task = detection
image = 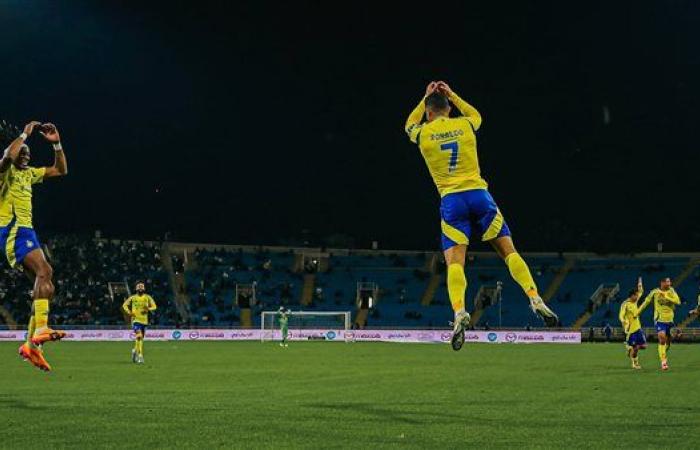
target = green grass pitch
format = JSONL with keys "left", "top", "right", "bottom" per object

{"left": 1, "top": 341, "right": 699, "bottom": 449}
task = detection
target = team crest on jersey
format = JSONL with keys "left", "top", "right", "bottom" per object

{"left": 26, "top": 241, "right": 33, "bottom": 248}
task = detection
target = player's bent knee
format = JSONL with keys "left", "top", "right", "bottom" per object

{"left": 444, "top": 244, "right": 467, "bottom": 266}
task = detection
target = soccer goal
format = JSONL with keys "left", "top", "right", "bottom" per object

{"left": 260, "top": 311, "right": 351, "bottom": 342}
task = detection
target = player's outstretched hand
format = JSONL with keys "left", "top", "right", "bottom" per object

{"left": 23, "top": 121, "right": 42, "bottom": 136}
{"left": 436, "top": 81, "right": 453, "bottom": 97}
{"left": 425, "top": 81, "right": 438, "bottom": 97}
{"left": 39, "top": 123, "right": 60, "bottom": 143}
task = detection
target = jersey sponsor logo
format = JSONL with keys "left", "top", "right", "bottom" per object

{"left": 430, "top": 129, "right": 464, "bottom": 141}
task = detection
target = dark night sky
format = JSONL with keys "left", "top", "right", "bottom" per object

{"left": 1, "top": 1, "right": 699, "bottom": 252}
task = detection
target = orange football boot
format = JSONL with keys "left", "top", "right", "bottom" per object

{"left": 18, "top": 343, "right": 32, "bottom": 361}
{"left": 31, "top": 328, "right": 66, "bottom": 346}
{"left": 18, "top": 343, "right": 51, "bottom": 372}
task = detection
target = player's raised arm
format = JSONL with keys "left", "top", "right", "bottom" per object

{"left": 0, "top": 121, "right": 41, "bottom": 173}
{"left": 404, "top": 82, "right": 437, "bottom": 143}
{"left": 436, "top": 81, "right": 482, "bottom": 131}
{"left": 634, "top": 277, "right": 644, "bottom": 300}
{"left": 638, "top": 290, "right": 654, "bottom": 314}
{"left": 39, "top": 123, "right": 67, "bottom": 178}
{"left": 690, "top": 295, "right": 700, "bottom": 315}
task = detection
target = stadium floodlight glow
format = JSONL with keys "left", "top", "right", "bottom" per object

{"left": 260, "top": 310, "right": 351, "bottom": 342}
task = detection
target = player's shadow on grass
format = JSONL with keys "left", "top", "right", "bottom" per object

{"left": 305, "top": 402, "right": 460, "bottom": 425}
{"left": 0, "top": 397, "right": 40, "bottom": 410}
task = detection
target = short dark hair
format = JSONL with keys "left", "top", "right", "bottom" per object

{"left": 135, "top": 280, "right": 145, "bottom": 287}
{"left": 425, "top": 92, "right": 449, "bottom": 111}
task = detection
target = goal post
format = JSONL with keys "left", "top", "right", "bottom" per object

{"left": 260, "top": 311, "right": 351, "bottom": 342}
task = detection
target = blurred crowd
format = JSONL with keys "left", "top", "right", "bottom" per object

{"left": 0, "top": 235, "right": 177, "bottom": 327}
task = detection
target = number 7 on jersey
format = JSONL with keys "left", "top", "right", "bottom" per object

{"left": 440, "top": 141, "right": 459, "bottom": 173}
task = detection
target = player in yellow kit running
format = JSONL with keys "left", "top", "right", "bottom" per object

{"left": 618, "top": 278, "right": 647, "bottom": 369}
{"left": 638, "top": 277, "right": 680, "bottom": 371}
{"left": 0, "top": 121, "right": 68, "bottom": 372}
{"left": 405, "top": 81, "right": 558, "bottom": 351}
{"left": 122, "top": 281, "right": 157, "bottom": 364}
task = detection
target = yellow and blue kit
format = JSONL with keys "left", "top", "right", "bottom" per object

{"left": 0, "top": 165, "right": 45, "bottom": 268}
{"left": 640, "top": 288, "right": 680, "bottom": 334}
{"left": 405, "top": 92, "right": 510, "bottom": 250}
{"left": 618, "top": 294, "right": 648, "bottom": 348}
{"left": 122, "top": 293, "right": 157, "bottom": 334}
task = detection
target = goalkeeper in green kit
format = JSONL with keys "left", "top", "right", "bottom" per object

{"left": 278, "top": 306, "right": 290, "bottom": 347}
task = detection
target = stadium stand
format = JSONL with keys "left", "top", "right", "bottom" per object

{"left": 1, "top": 236, "right": 699, "bottom": 330}
{"left": 0, "top": 235, "right": 177, "bottom": 328}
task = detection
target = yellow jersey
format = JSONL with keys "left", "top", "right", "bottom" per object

{"left": 0, "top": 165, "right": 46, "bottom": 228}
{"left": 122, "top": 294, "right": 157, "bottom": 325}
{"left": 640, "top": 288, "right": 680, "bottom": 323}
{"left": 405, "top": 93, "right": 487, "bottom": 197}
{"left": 618, "top": 295, "right": 647, "bottom": 335}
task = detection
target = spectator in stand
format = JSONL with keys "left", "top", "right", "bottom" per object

{"left": 603, "top": 323, "right": 613, "bottom": 342}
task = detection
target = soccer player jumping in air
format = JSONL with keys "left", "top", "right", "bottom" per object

{"left": 618, "top": 278, "right": 647, "bottom": 369}
{"left": 0, "top": 121, "right": 68, "bottom": 371}
{"left": 638, "top": 277, "right": 680, "bottom": 371}
{"left": 405, "top": 81, "right": 559, "bottom": 351}
{"left": 122, "top": 281, "right": 157, "bottom": 364}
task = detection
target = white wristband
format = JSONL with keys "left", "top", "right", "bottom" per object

{"left": 19, "top": 132, "right": 27, "bottom": 141}
{"left": 53, "top": 142, "right": 63, "bottom": 151}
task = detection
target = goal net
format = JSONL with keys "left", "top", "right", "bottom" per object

{"left": 260, "top": 311, "right": 351, "bottom": 342}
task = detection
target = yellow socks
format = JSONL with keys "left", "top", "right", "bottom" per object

{"left": 658, "top": 344, "right": 667, "bottom": 361}
{"left": 33, "top": 299, "right": 49, "bottom": 333}
{"left": 26, "top": 316, "right": 36, "bottom": 345}
{"left": 136, "top": 339, "right": 144, "bottom": 356}
{"left": 505, "top": 253, "right": 538, "bottom": 298}
{"left": 447, "top": 263, "right": 467, "bottom": 314}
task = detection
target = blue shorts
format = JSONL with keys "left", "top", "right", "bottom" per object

{"left": 0, "top": 218, "right": 41, "bottom": 268}
{"left": 626, "top": 329, "right": 647, "bottom": 348}
{"left": 133, "top": 322, "right": 147, "bottom": 336}
{"left": 655, "top": 322, "right": 673, "bottom": 335}
{"left": 440, "top": 189, "right": 511, "bottom": 250}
